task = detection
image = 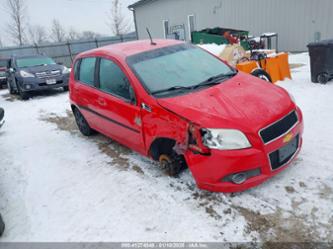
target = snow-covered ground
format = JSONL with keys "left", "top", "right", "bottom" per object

{"left": 0, "top": 52, "right": 332, "bottom": 242}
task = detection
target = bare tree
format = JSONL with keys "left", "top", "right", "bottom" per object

{"left": 29, "top": 25, "right": 47, "bottom": 45}
{"left": 50, "top": 19, "right": 66, "bottom": 42}
{"left": 5, "top": 0, "right": 27, "bottom": 46}
{"left": 107, "top": 0, "right": 130, "bottom": 36}
{"left": 68, "top": 27, "right": 80, "bottom": 41}
{"left": 80, "top": 31, "right": 100, "bottom": 40}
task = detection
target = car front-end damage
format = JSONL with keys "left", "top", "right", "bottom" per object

{"left": 180, "top": 106, "right": 304, "bottom": 193}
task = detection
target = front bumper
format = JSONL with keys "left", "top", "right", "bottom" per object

{"left": 17, "top": 74, "right": 69, "bottom": 92}
{"left": 185, "top": 108, "right": 304, "bottom": 193}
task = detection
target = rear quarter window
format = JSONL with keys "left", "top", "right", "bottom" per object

{"left": 79, "top": 57, "right": 96, "bottom": 86}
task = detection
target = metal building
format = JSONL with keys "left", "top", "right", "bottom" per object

{"left": 129, "top": 0, "right": 333, "bottom": 52}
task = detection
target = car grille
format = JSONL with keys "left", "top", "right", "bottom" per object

{"left": 35, "top": 70, "right": 61, "bottom": 79}
{"left": 260, "top": 111, "right": 298, "bottom": 144}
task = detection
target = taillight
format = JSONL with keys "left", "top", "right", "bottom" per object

{"left": 188, "top": 123, "right": 211, "bottom": 155}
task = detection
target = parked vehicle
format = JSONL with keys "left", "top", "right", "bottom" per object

{"left": 0, "top": 107, "right": 4, "bottom": 236}
{"left": 0, "top": 107, "right": 4, "bottom": 128}
{"left": 0, "top": 58, "right": 9, "bottom": 89}
{"left": 7, "top": 55, "right": 70, "bottom": 100}
{"left": 69, "top": 39, "right": 304, "bottom": 193}
{"left": 0, "top": 214, "right": 4, "bottom": 236}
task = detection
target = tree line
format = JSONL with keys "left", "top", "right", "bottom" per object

{"left": 0, "top": 0, "right": 132, "bottom": 48}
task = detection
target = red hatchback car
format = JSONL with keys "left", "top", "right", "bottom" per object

{"left": 69, "top": 39, "right": 304, "bottom": 192}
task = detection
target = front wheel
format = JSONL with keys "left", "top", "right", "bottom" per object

{"left": 251, "top": 69, "right": 272, "bottom": 83}
{"left": 73, "top": 108, "right": 95, "bottom": 136}
{"left": 63, "top": 86, "right": 69, "bottom": 92}
{"left": 18, "top": 89, "right": 29, "bottom": 100}
{"left": 159, "top": 154, "right": 186, "bottom": 177}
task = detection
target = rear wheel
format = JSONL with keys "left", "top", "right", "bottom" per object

{"left": 317, "top": 73, "right": 329, "bottom": 84}
{"left": 251, "top": 69, "right": 272, "bottom": 83}
{"left": 73, "top": 108, "right": 95, "bottom": 136}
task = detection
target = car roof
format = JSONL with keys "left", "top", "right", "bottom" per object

{"left": 78, "top": 39, "right": 185, "bottom": 59}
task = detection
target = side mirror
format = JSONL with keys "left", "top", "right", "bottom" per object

{"left": 57, "top": 62, "right": 64, "bottom": 66}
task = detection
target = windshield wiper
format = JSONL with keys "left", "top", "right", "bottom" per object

{"left": 192, "top": 71, "right": 238, "bottom": 90}
{"left": 152, "top": 86, "right": 193, "bottom": 95}
{"left": 151, "top": 71, "right": 238, "bottom": 95}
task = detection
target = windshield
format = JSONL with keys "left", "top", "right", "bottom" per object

{"left": 16, "top": 57, "right": 56, "bottom": 68}
{"left": 127, "top": 44, "right": 235, "bottom": 96}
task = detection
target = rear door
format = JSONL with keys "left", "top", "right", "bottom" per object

{"left": 94, "top": 57, "right": 145, "bottom": 154}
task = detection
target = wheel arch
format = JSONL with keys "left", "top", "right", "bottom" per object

{"left": 149, "top": 137, "right": 177, "bottom": 161}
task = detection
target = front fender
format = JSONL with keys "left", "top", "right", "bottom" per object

{"left": 142, "top": 104, "right": 189, "bottom": 156}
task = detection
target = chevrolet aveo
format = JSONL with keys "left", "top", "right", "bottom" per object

{"left": 69, "top": 39, "right": 304, "bottom": 192}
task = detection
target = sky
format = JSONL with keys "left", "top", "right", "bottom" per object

{"left": 0, "top": 0, "right": 137, "bottom": 46}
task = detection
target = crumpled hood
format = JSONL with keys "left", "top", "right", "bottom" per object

{"left": 157, "top": 73, "right": 295, "bottom": 132}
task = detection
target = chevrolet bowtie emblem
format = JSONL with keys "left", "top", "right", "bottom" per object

{"left": 283, "top": 133, "right": 294, "bottom": 143}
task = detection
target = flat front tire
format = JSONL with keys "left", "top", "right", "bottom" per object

{"left": 73, "top": 108, "right": 95, "bottom": 136}
{"left": 159, "top": 154, "right": 185, "bottom": 177}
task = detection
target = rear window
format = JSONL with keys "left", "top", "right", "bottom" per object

{"left": 16, "top": 57, "right": 56, "bottom": 68}
{"left": 79, "top": 58, "right": 96, "bottom": 86}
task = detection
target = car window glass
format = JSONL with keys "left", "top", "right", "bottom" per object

{"left": 16, "top": 57, "right": 56, "bottom": 68}
{"left": 79, "top": 58, "right": 96, "bottom": 86}
{"left": 99, "top": 58, "right": 131, "bottom": 100}
{"left": 127, "top": 44, "right": 232, "bottom": 94}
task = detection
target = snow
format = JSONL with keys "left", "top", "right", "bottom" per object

{"left": 0, "top": 51, "right": 333, "bottom": 242}
{"left": 198, "top": 44, "right": 226, "bottom": 56}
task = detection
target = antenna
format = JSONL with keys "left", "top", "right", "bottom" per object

{"left": 146, "top": 28, "right": 157, "bottom": 46}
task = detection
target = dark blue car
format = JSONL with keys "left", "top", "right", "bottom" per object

{"left": 7, "top": 55, "right": 70, "bottom": 100}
